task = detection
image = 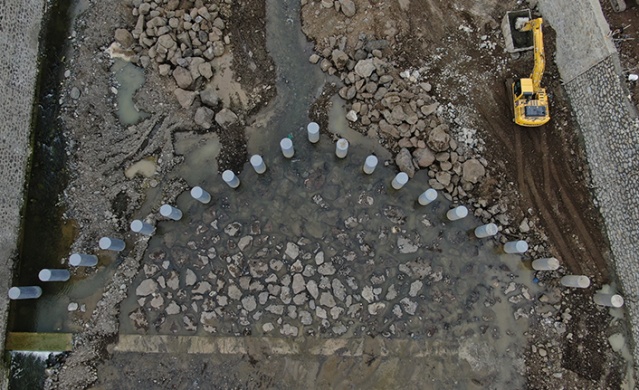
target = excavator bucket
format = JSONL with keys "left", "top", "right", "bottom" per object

{"left": 501, "top": 9, "right": 533, "bottom": 53}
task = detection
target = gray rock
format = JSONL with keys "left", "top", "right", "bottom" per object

{"left": 194, "top": 106, "right": 215, "bottom": 129}
{"left": 361, "top": 286, "right": 375, "bottom": 303}
{"left": 173, "top": 66, "right": 193, "bottom": 89}
{"left": 315, "top": 306, "right": 327, "bottom": 319}
{"left": 286, "top": 242, "right": 300, "bottom": 260}
{"left": 157, "top": 34, "right": 176, "bottom": 49}
{"left": 227, "top": 284, "right": 242, "bottom": 300}
{"left": 386, "top": 284, "right": 398, "bottom": 300}
{"left": 339, "top": 0, "right": 356, "bottom": 17}
{"left": 306, "top": 280, "right": 319, "bottom": 299}
{"left": 409, "top": 280, "right": 423, "bottom": 297}
{"left": 129, "top": 308, "right": 148, "bottom": 330}
{"left": 224, "top": 222, "right": 242, "bottom": 236}
{"left": 332, "top": 280, "right": 346, "bottom": 302}
{"left": 397, "top": 236, "right": 418, "bottom": 254}
{"left": 462, "top": 158, "right": 486, "bottom": 184}
{"left": 436, "top": 171, "right": 451, "bottom": 186}
{"left": 215, "top": 108, "right": 239, "bottom": 126}
{"left": 150, "top": 294, "right": 164, "bottom": 310}
{"left": 346, "top": 110, "right": 358, "bottom": 122}
{"left": 309, "top": 54, "right": 320, "bottom": 64}
{"left": 400, "top": 297, "right": 417, "bottom": 315}
{"left": 266, "top": 305, "right": 284, "bottom": 315}
{"left": 318, "top": 262, "right": 336, "bottom": 276}
{"left": 193, "top": 281, "right": 212, "bottom": 295}
{"left": 174, "top": 88, "right": 197, "bottom": 108}
{"left": 198, "top": 62, "right": 213, "bottom": 79}
{"left": 396, "top": 148, "right": 415, "bottom": 177}
{"left": 427, "top": 124, "right": 451, "bottom": 152}
{"left": 292, "top": 273, "right": 306, "bottom": 294}
{"left": 136, "top": 279, "right": 158, "bottom": 296}
{"left": 319, "top": 292, "right": 336, "bottom": 307}
{"left": 299, "top": 310, "right": 313, "bottom": 325}
{"left": 368, "top": 302, "right": 386, "bottom": 315}
{"left": 242, "top": 296, "right": 257, "bottom": 312}
{"left": 115, "top": 28, "right": 135, "bottom": 48}
{"left": 412, "top": 147, "right": 436, "bottom": 168}
{"left": 238, "top": 236, "right": 253, "bottom": 251}
{"left": 421, "top": 102, "right": 439, "bottom": 117}
{"left": 70, "top": 87, "right": 81, "bottom": 100}
{"left": 354, "top": 59, "right": 375, "bottom": 78}
{"left": 166, "top": 301, "right": 181, "bottom": 315}
{"left": 315, "top": 251, "right": 325, "bottom": 265}
{"left": 331, "top": 49, "right": 349, "bottom": 69}
{"left": 281, "top": 324, "right": 299, "bottom": 337}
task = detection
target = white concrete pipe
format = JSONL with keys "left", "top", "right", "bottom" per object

{"left": 418, "top": 189, "right": 438, "bottom": 206}
{"left": 280, "top": 138, "right": 294, "bottom": 158}
{"left": 222, "top": 170, "right": 240, "bottom": 188}
{"left": 160, "top": 204, "right": 183, "bottom": 220}
{"left": 250, "top": 155, "right": 267, "bottom": 174}
{"left": 531, "top": 257, "right": 560, "bottom": 271}
{"left": 8, "top": 286, "right": 42, "bottom": 300}
{"left": 447, "top": 206, "right": 468, "bottom": 221}
{"left": 474, "top": 223, "right": 498, "bottom": 238}
{"left": 391, "top": 172, "right": 409, "bottom": 189}
{"left": 560, "top": 275, "right": 591, "bottom": 288}
{"left": 335, "top": 138, "right": 349, "bottom": 158}
{"left": 99, "top": 237, "right": 126, "bottom": 251}
{"left": 307, "top": 122, "right": 320, "bottom": 143}
{"left": 190, "top": 186, "right": 211, "bottom": 204}
{"left": 503, "top": 240, "right": 528, "bottom": 254}
{"left": 38, "top": 269, "right": 71, "bottom": 282}
{"left": 363, "top": 155, "right": 378, "bottom": 175}
{"left": 69, "top": 253, "right": 98, "bottom": 267}
{"left": 593, "top": 293, "right": 624, "bottom": 308}
{"left": 130, "top": 219, "right": 155, "bottom": 235}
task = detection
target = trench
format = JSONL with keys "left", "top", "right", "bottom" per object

{"left": 7, "top": 0, "right": 90, "bottom": 388}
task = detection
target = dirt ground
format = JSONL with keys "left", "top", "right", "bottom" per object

{"left": 37, "top": 0, "right": 634, "bottom": 389}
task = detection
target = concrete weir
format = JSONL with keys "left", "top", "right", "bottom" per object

{"left": 0, "top": 0, "right": 47, "bottom": 384}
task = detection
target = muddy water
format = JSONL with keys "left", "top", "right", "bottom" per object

{"left": 117, "top": 4, "right": 536, "bottom": 389}
{"left": 111, "top": 59, "right": 149, "bottom": 125}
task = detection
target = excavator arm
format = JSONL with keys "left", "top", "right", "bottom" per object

{"left": 518, "top": 18, "right": 545, "bottom": 92}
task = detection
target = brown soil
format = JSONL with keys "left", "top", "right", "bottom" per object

{"left": 41, "top": 0, "right": 632, "bottom": 389}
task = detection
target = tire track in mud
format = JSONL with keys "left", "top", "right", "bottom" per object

{"left": 478, "top": 90, "right": 608, "bottom": 281}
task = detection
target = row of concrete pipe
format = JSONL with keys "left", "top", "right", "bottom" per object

{"left": 8, "top": 122, "right": 624, "bottom": 310}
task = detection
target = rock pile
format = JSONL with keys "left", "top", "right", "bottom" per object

{"left": 114, "top": 0, "right": 233, "bottom": 126}
{"left": 309, "top": 34, "right": 487, "bottom": 203}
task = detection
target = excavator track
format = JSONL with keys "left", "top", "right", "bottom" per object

{"left": 505, "top": 78, "right": 515, "bottom": 118}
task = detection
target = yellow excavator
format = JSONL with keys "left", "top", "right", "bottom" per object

{"left": 508, "top": 17, "right": 550, "bottom": 127}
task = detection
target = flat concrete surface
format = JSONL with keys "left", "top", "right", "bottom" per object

{"left": 538, "top": 0, "right": 617, "bottom": 82}
{"left": 0, "top": 0, "right": 47, "bottom": 386}
{"left": 5, "top": 332, "right": 73, "bottom": 352}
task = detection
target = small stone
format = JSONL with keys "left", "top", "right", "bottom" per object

{"left": 319, "top": 292, "right": 336, "bottom": 308}
{"left": 409, "top": 280, "right": 423, "bottom": 297}
{"left": 281, "top": 324, "right": 299, "bottom": 337}
{"left": 368, "top": 302, "right": 386, "bottom": 315}
{"left": 395, "top": 148, "right": 415, "bottom": 177}
{"left": 285, "top": 242, "right": 300, "bottom": 259}
{"left": 194, "top": 106, "right": 215, "bottom": 129}
{"left": 227, "top": 284, "right": 242, "bottom": 300}
{"left": 462, "top": 158, "right": 486, "bottom": 184}
{"left": 397, "top": 236, "right": 418, "bottom": 254}
{"left": 174, "top": 88, "right": 197, "bottom": 109}
{"left": 400, "top": 298, "right": 417, "bottom": 315}
{"left": 413, "top": 147, "right": 436, "bottom": 168}
{"left": 315, "top": 251, "right": 325, "bottom": 265}
{"left": 361, "top": 286, "right": 375, "bottom": 303}
{"left": 306, "top": 280, "right": 319, "bottom": 299}
{"left": 200, "top": 86, "right": 220, "bottom": 107}
{"left": 224, "top": 222, "right": 242, "bottom": 237}
{"left": 215, "top": 108, "right": 239, "bottom": 126}
{"left": 173, "top": 66, "right": 193, "bottom": 89}
{"left": 318, "top": 263, "right": 336, "bottom": 275}
{"left": 70, "top": 87, "right": 81, "bottom": 100}
{"left": 185, "top": 269, "right": 197, "bottom": 286}
{"left": 115, "top": 28, "right": 134, "bottom": 48}
{"left": 263, "top": 323, "right": 275, "bottom": 332}
{"left": 339, "top": 0, "right": 356, "bottom": 17}
{"left": 166, "top": 301, "right": 181, "bottom": 315}
{"left": 292, "top": 274, "right": 306, "bottom": 294}
{"left": 354, "top": 59, "right": 375, "bottom": 78}
{"left": 67, "top": 302, "right": 79, "bottom": 312}
{"left": 309, "top": 54, "right": 320, "bottom": 64}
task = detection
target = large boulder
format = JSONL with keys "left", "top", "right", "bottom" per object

{"left": 427, "top": 124, "right": 450, "bottom": 152}
{"left": 173, "top": 88, "right": 197, "bottom": 108}
{"left": 215, "top": 108, "right": 239, "bottom": 126}
{"left": 195, "top": 107, "right": 215, "bottom": 129}
{"left": 354, "top": 59, "right": 375, "bottom": 78}
{"left": 114, "top": 28, "right": 134, "bottom": 48}
{"left": 412, "top": 147, "right": 436, "bottom": 167}
{"left": 331, "top": 49, "right": 349, "bottom": 70}
{"left": 173, "top": 66, "right": 193, "bottom": 89}
{"left": 395, "top": 148, "right": 416, "bottom": 177}
{"left": 339, "top": 0, "right": 356, "bottom": 17}
{"left": 462, "top": 158, "right": 486, "bottom": 183}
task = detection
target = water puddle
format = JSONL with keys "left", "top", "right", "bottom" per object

{"left": 111, "top": 59, "right": 149, "bottom": 125}
{"left": 8, "top": 351, "right": 60, "bottom": 390}
{"left": 125, "top": 158, "right": 158, "bottom": 179}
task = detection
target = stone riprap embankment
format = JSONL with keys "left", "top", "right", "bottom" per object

{"left": 0, "top": 0, "right": 46, "bottom": 385}
{"left": 539, "top": 0, "right": 639, "bottom": 372}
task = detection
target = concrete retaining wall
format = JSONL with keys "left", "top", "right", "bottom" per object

{"left": 539, "top": 0, "right": 639, "bottom": 373}
{"left": 0, "top": 0, "right": 47, "bottom": 385}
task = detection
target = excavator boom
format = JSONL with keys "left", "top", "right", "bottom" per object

{"left": 519, "top": 18, "right": 545, "bottom": 92}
